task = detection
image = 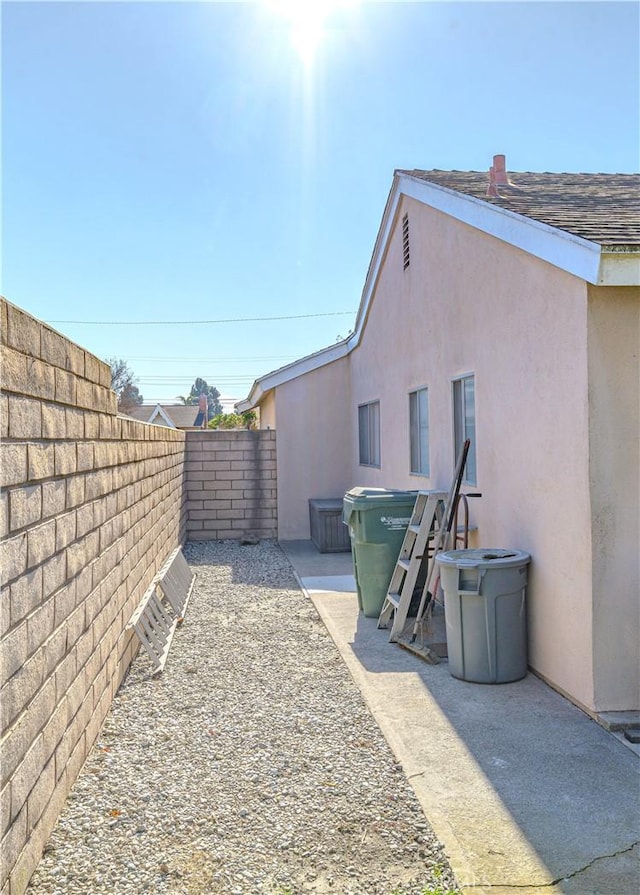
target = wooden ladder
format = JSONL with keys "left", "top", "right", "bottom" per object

{"left": 128, "top": 547, "right": 196, "bottom": 674}
{"left": 378, "top": 439, "right": 472, "bottom": 645}
{"left": 377, "top": 490, "right": 448, "bottom": 642}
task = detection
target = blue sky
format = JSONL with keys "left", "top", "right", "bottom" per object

{"left": 2, "top": 1, "right": 639, "bottom": 406}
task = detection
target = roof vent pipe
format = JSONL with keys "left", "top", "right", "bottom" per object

{"left": 493, "top": 154, "right": 508, "bottom": 184}
{"left": 487, "top": 166, "right": 498, "bottom": 197}
{"left": 487, "top": 153, "right": 508, "bottom": 196}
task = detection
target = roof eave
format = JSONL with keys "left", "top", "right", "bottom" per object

{"left": 397, "top": 171, "right": 606, "bottom": 282}
{"left": 150, "top": 404, "right": 177, "bottom": 428}
{"left": 236, "top": 386, "right": 266, "bottom": 414}
{"left": 236, "top": 337, "right": 354, "bottom": 411}
{"left": 598, "top": 248, "right": 640, "bottom": 285}
{"left": 237, "top": 171, "right": 639, "bottom": 409}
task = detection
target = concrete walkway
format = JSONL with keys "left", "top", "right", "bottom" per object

{"left": 281, "top": 540, "right": 640, "bottom": 895}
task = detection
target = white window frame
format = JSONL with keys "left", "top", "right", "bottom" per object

{"left": 452, "top": 374, "right": 477, "bottom": 485}
{"left": 358, "top": 400, "right": 380, "bottom": 467}
{"left": 409, "top": 387, "right": 430, "bottom": 476}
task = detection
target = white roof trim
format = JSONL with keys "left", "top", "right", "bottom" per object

{"left": 236, "top": 339, "right": 352, "bottom": 412}
{"left": 237, "top": 171, "right": 637, "bottom": 410}
{"left": 397, "top": 173, "right": 604, "bottom": 282}
{"left": 148, "top": 404, "right": 177, "bottom": 428}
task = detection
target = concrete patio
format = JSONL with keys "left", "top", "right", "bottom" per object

{"left": 281, "top": 540, "right": 640, "bottom": 895}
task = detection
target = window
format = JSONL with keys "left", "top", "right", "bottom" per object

{"left": 402, "top": 213, "right": 410, "bottom": 269}
{"left": 358, "top": 401, "right": 380, "bottom": 467}
{"left": 409, "top": 388, "right": 429, "bottom": 475}
{"left": 453, "top": 375, "right": 477, "bottom": 484}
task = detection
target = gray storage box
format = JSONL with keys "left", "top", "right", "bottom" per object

{"left": 436, "top": 548, "right": 531, "bottom": 683}
{"left": 309, "top": 499, "right": 351, "bottom": 553}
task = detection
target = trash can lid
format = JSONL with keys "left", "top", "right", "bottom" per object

{"left": 343, "top": 487, "right": 418, "bottom": 503}
{"left": 344, "top": 487, "right": 389, "bottom": 499}
{"left": 436, "top": 548, "right": 531, "bottom": 569}
{"left": 309, "top": 498, "right": 344, "bottom": 509}
{"left": 343, "top": 488, "right": 418, "bottom": 524}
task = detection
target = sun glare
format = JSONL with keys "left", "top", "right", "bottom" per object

{"left": 266, "top": 0, "right": 357, "bottom": 66}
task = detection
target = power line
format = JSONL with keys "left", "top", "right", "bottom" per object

{"left": 138, "top": 378, "right": 255, "bottom": 384}
{"left": 122, "top": 355, "right": 297, "bottom": 362}
{"left": 47, "top": 311, "right": 355, "bottom": 325}
{"left": 138, "top": 375, "right": 256, "bottom": 380}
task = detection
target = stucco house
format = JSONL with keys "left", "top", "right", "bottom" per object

{"left": 237, "top": 156, "right": 640, "bottom": 719}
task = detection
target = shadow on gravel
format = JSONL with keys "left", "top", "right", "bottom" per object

{"left": 184, "top": 538, "right": 300, "bottom": 590}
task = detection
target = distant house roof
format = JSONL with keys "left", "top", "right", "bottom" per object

{"left": 124, "top": 404, "right": 201, "bottom": 428}
{"left": 123, "top": 405, "right": 154, "bottom": 422}
{"left": 237, "top": 162, "right": 640, "bottom": 413}
{"left": 399, "top": 170, "right": 640, "bottom": 247}
{"left": 166, "top": 405, "right": 202, "bottom": 428}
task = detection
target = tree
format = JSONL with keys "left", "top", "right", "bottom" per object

{"left": 108, "top": 358, "right": 144, "bottom": 413}
{"left": 183, "top": 378, "right": 222, "bottom": 418}
{"left": 208, "top": 411, "right": 257, "bottom": 430}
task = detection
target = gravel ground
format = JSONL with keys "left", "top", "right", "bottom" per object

{"left": 28, "top": 540, "right": 460, "bottom": 895}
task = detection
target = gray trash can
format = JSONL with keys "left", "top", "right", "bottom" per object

{"left": 436, "top": 548, "right": 531, "bottom": 683}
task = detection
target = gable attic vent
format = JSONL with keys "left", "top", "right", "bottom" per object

{"left": 402, "top": 212, "right": 410, "bottom": 269}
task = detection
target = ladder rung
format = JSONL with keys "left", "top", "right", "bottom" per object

{"left": 128, "top": 547, "right": 196, "bottom": 673}
{"left": 378, "top": 490, "right": 449, "bottom": 640}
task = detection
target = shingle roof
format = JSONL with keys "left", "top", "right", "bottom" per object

{"left": 161, "top": 405, "right": 200, "bottom": 428}
{"left": 123, "top": 406, "right": 154, "bottom": 422}
{"left": 398, "top": 170, "right": 640, "bottom": 247}
{"left": 123, "top": 404, "right": 200, "bottom": 427}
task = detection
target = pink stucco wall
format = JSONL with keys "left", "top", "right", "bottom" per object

{"left": 348, "top": 197, "right": 596, "bottom": 710}
{"left": 273, "top": 356, "right": 352, "bottom": 540}
{"left": 587, "top": 286, "right": 640, "bottom": 712}
{"left": 260, "top": 196, "right": 639, "bottom": 714}
{"left": 258, "top": 391, "right": 276, "bottom": 430}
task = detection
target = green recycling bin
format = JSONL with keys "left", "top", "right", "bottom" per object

{"left": 342, "top": 487, "right": 418, "bottom": 618}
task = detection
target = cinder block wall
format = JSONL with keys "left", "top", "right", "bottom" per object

{"left": 0, "top": 299, "right": 187, "bottom": 895}
{"left": 185, "top": 430, "right": 277, "bottom": 540}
